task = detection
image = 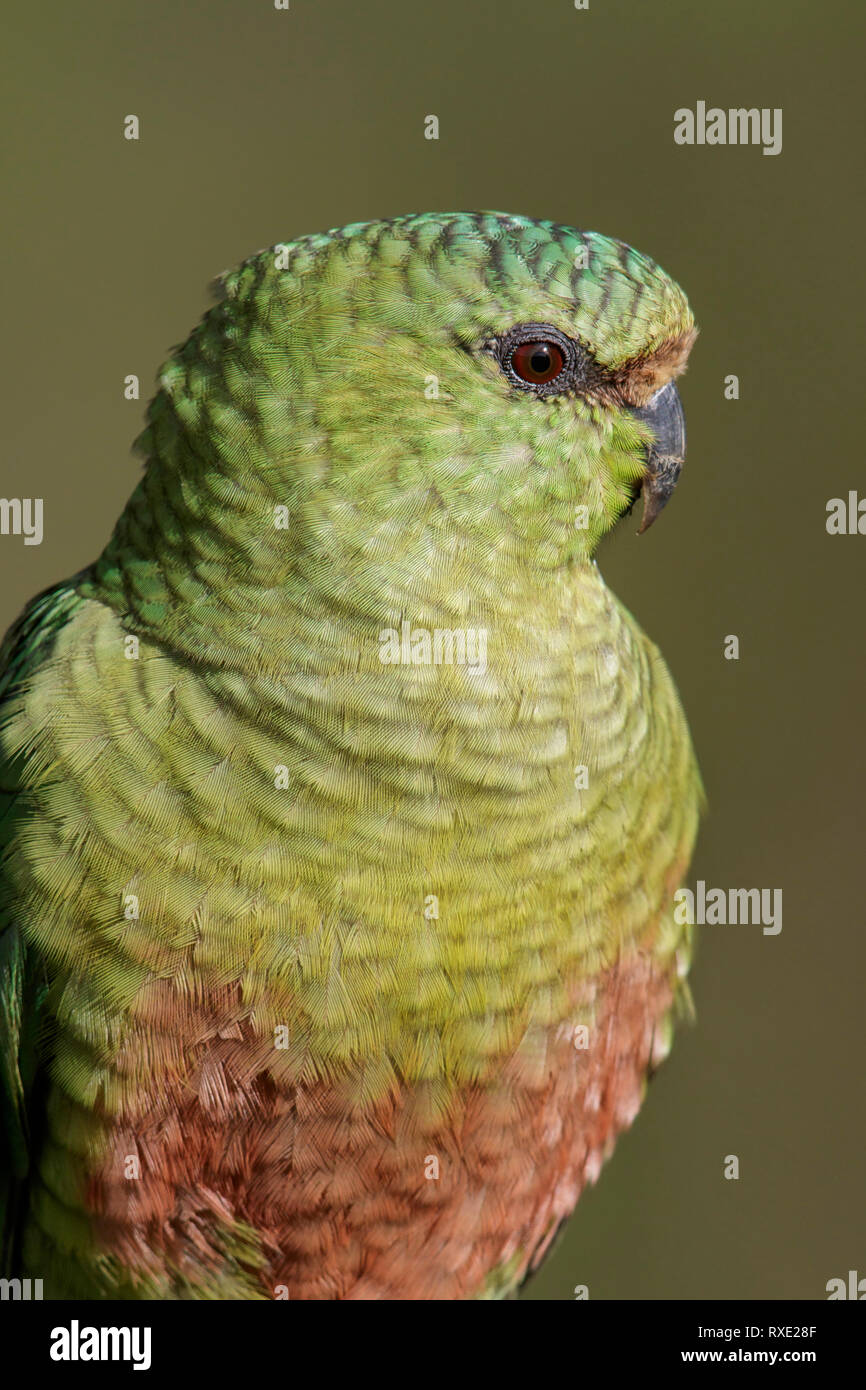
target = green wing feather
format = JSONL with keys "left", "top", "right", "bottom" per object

{"left": 0, "top": 576, "right": 88, "bottom": 1272}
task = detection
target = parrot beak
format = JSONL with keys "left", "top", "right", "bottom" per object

{"left": 631, "top": 381, "right": 686, "bottom": 534}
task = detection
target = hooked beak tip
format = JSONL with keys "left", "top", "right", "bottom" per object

{"left": 631, "top": 381, "right": 687, "bottom": 535}
{"left": 638, "top": 456, "right": 684, "bottom": 534}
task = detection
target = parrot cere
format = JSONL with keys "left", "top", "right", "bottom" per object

{"left": 0, "top": 211, "right": 701, "bottom": 1300}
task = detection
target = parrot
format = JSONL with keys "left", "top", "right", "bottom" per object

{"left": 0, "top": 211, "right": 702, "bottom": 1300}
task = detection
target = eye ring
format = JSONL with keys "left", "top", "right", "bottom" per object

{"left": 495, "top": 323, "right": 579, "bottom": 396}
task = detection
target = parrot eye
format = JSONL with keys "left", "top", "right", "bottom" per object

{"left": 492, "top": 323, "right": 579, "bottom": 396}
{"left": 510, "top": 341, "right": 565, "bottom": 385}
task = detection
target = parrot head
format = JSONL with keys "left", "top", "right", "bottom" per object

{"left": 105, "top": 212, "right": 696, "bottom": 624}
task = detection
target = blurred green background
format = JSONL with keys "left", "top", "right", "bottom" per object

{"left": 3, "top": 0, "right": 863, "bottom": 1300}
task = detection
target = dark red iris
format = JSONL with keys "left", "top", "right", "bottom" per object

{"left": 510, "top": 340, "right": 565, "bottom": 385}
